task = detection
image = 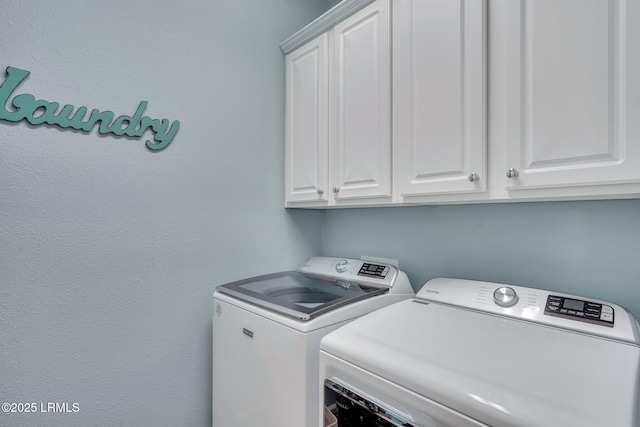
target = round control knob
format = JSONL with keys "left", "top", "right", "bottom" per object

{"left": 493, "top": 286, "right": 518, "bottom": 307}
{"left": 335, "top": 259, "right": 349, "bottom": 273}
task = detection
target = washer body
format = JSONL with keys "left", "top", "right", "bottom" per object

{"left": 212, "top": 256, "right": 413, "bottom": 427}
{"left": 320, "top": 278, "right": 640, "bottom": 427}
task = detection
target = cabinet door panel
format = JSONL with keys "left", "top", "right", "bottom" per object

{"left": 505, "top": 0, "right": 640, "bottom": 189}
{"left": 332, "top": 0, "right": 391, "bottom": 200}
{"left": 396, "top": 0, "right": 486, "bottom": 196}
{"left": 285, "top": 34, "right": 328, "bottom": 203}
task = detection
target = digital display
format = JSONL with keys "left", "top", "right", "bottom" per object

{"left": 358, "top": 263, "right": 388, "bottom": 279}
{"left": 563, "top": 298, "right": 585, "bottom": 311}
{"left": 358, "top": 262, "right": 389, "bottom": 279}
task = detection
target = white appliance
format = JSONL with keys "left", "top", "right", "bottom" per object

{"left": 212, "top": 256, "right": 414, "bottom": 427}
{"left": 320, "top": 278, "right": 640, "bottom": 427}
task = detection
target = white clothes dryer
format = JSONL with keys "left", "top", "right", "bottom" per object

{"left": 320, "top": 278, "right": 640, "bottom": 427}
{"left": 212, "top": 256, "right": 413, "bottom": 427}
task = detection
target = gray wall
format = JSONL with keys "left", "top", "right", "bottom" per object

{"left": 2, "top": 1, "right": 640, "bottom": 427}
{"left": 0, "top": 1, "right": 330, "bottom": 426}
{"left": 323, "top": 200, "right": 640, "bottom": 319}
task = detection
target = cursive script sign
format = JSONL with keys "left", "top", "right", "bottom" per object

{"left": 0, "top": 66, "right": 179, "bottom": 151}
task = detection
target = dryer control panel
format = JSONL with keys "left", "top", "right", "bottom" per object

{"left": 416, "top": 278, "right": 640, "bottom": 345}
{"left": 545, "top": 295, "right": 614, "bottom": 327}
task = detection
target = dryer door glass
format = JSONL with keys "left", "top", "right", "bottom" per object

{"left": 216, "top": 272, "right": 387, "bottom": 320}
{"left": 324, "top": 379, "right": 422, "bottom": 427}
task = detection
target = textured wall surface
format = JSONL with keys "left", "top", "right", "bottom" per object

{"left": 3, "top": 1, "right": 640, "bottom": 426}
{"left": 323, "top": 201, "right": 640, "bottom": 319}
{"left": 0, "top": 1, "right": 328, "bottom": 425}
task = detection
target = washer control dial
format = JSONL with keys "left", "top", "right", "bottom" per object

{"left": 335, "top": 259, "right": 349, "bottom": 273}
{"left": 493, "top": 286, "right": 518, "bottom": 307}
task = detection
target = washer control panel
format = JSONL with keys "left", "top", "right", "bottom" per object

{"left": 545, "top": 295, "right": 614, "bottom": 327}
{"left": 357, "top": 263, "right": 390, "bottom": 279}
{"left": 298, "top": 257, "right": 399, "bottom": 288}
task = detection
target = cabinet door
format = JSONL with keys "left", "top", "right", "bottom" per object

{"left": 504, "top": 0, "right": 640, "bottom": 190}
{"left": 396, "top": 0, "right": 486, "bottom": 197}
{"left": 331, "top": 0, "right": 391, "bottom": 201}
{"left": 284, "top": 34, "right": 328, "bottom": 204}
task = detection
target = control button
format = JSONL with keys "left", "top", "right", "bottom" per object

{"left": 560, "top": 309, "right": 568, "bottom": 314}
{"left": 600, "top": 312, "right": 614, "bottom": 322}
{"left": 568, "top": 310, "right": 576, "bottom": 315}
{"left": 547, "top": 306, "right": 559, "bottom": 311}
{"left": 335, "top": 259, "right": 349, "bottom": 273}
{"left": 576, "top": 312, "right": 584, "bottom": 317}
{"left": 601, "top": 305, "right": 613, "bottom": 314}
{"left": 493, "top": 287, "right": 519, "bottom": 307}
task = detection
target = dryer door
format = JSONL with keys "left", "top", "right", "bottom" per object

{"left": 320, "top": 351, "right": 489, "bottom": 427}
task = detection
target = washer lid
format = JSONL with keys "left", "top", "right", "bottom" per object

{"left": 320, "top": 297, "right": 640, "bottom": 427}
{"left": 216, "top": 271, "right": 387, "bottom": 321}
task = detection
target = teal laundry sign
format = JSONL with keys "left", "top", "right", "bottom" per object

{"left": 0, "top": 66, "right": 179, "bottom": 151}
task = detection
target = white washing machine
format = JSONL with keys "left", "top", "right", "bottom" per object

{"left": 320, "top": 277, "right": 640, "bottom": 427}
{"left": 212, "top": 256, "right": 414, "bottom": 427}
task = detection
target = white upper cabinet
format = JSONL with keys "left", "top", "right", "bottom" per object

{"left": 331, "top": 0, "right": 391, "bottom": 201}
{"left": 284, "top": 34, "right": 329, "bottom": 204}
{"left": 283, "top": 0, "right": 391, "bottom": 207}
{"left": 395, "top": 0, "right": 486, "bottom": 198}
{"left": 503, "top": 0, "right": 640, "bottom": 191}
{"left": 283, "top": 0, "right": 640, "bottom": 207}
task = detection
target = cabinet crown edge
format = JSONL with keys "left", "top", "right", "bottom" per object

{"left": 280, "top": 0, "right": 376, "bottom": 54}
